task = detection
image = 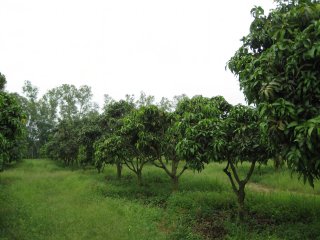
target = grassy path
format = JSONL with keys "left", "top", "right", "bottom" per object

{"left": 0, "top": 159, "right": 166, "bottom": 240}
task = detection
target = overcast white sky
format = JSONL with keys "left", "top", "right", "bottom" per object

{"left": 0, "top": 0, "right": 276, "bottom": 107}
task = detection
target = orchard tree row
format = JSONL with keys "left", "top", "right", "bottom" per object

{"left": 45, "top": 91, "right": 269, "bottom": 221}
{"left": 1, "top": 75, "right": 269, "bottom": 220}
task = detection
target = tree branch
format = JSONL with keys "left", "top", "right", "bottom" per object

{"left": 159, "top": 157, "right": 173, "bottom": 177}
{"left": 177, "top": 164, "right": 188, "bottom": 178}
{"left": 124, "top": 161, "right": 136, "bottom": 173}
{"left": 138, "top": 158, "right": 150, "bottom": 172}
{"left": 223, "top": 161, "right": 238, "bottom": 194}
{"left": 153, "top": 161, "right": 164, "bottom": 169}
{"left": 244, "top": 160, "right": 256, "bottom": 184}
{"left": 229, "top": 160, "right": 241, "bottom": 185}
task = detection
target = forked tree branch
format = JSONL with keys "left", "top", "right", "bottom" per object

{"left": 223, "top": 161, "right": 239, "bottom": 194}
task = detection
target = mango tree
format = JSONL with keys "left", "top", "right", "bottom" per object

{"left": 77, "top": 114, "right": 102, "bottom": 168}
{"left": 94, "top": 134, "right": 133, "bottom": 177}
{"left": 94, "top": 99, "right": 135, "bottom": 176}
{"left": 154, "top": 96, "right": 229, "bottom": 191}
{"left": 120, "top": 105, "right": 169, "bottom": 185}
{"left": 0, "top": 73, "right": 26, "bottom": 170}
{"left": 227, "top": 0, "right": 320, "bottom": 185}
{"left": 214, "top": 105, "right": 270, "bottom": 221}
{"left": 154, "top": 113, "right": 187, "bottom": 191}
{"left": 176, "top": 96, "right": 232, "bottom": 171}
{"left": 46, "top": 119, "right": 80, "bottom": 166}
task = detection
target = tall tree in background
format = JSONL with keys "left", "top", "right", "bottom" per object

{"left": 20, "top": 82, "right": 98, "bottom": 159}
{"left": 37, "top": 89, "right": 60, "bottom": 156}
{"left": 228, "top": 0, "right": 320, "bottom": 185}
{"left": 46, "top": 119, "right": 80, "bottom": 166}
{"left": 0, "top": 73, "right": 6, "bottom": 90}
{"left": 22, "top": 80, "right": 39, "bottom": 158}
{"left": 57, "top": 84, "right": 78, "bottom": 121}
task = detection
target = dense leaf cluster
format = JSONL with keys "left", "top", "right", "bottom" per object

{"left": 0, "top": 73, "right": 26, "bottom": 169}
{"left": 228, "top": 0, "right": 320, "bottom": 185}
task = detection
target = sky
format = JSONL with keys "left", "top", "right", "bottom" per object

{"left": 0, "top": 0, "right": 276, "bottom": 107}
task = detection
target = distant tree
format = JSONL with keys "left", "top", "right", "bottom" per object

{"left": 22, "top": 80, "right": 40, "bottom": 158}
{"left": 76, "top": 85, "right": 94, "bottom": 117}
{"left": 158, "top": 97, "right": 173, "bottom": 112}
{"left": 95, "top": 99, "right": 135, "bottom": 176}
{"left": 77, "top": 113, "right": 102, "bottom": 168}
{"left": 46, "top": 119, "right": 80, "bottom": 166}
{"left": 136, "top": 91, "right": 155, "bottom": 107}
{"left": 37, "top": 89, "right": 60, "bottom": 156}
{"left": 227, "top": 0, "right": 320, "bottom": 185}
{"left": 0, "top": 72, "right": 6, "bottom": 90}
{"left": 56, "top": 84, "right": 78, "bottom": 120}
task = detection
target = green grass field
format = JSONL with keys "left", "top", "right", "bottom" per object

{"left": 0, "top": 159, "right": 320, "bottom": 240}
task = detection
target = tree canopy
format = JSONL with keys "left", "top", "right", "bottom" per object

{"left": 228, "top": 0, "right": 320, "bottom": 185}
{"left": 0, "top": 75, "right": 26, "bottom": 169}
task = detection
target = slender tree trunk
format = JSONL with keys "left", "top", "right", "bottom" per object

{"left": 171, "top": 176, "right": 179, "bottom": 191}
{"left": 224, "top": 160, "right": 256, "bottom": 222}
{"left": 116, "top": 162, "right": 122, "bottom": 180}
{"left": 237, "top": 183, "right": 246, "bottom": 221}
{"left": 171, "top": 160, "right": 179, "bottom": 191}
{"left": 137, "top": 170, "right": 142, "bottom": 186}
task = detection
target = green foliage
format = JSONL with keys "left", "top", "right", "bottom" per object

{"left": 22, "top": 80, "right": 40, "bottom": 158}
{"left": 176, "top": 95, "right": 232, "bottom": 171}
{"left": 77, "top": 114, "right": 102, "bottom": 167}
{"left": 46, "top": 119, "right": 80, "bottom": 165}
{"left": 0, "top": 72, "right": 7, "bottom": 91}
{"left": 95, "top": 135, "right": 131, "bottom": 170}
{"left": 21, "top": 82, "right": 98, "bottom": 159}
{"left": 214, "top": 105, "right": 270, "bottom": 165}
{"left": 0, "top": 83, "right": 26, "bottom": 169}
{"left": 95, "top": 99, "right": 135, "bottom": 173}
{"left": 228, "top": 0, "right": 320, "bottom": 184}
{"left": 118, "top": 105, "right": 170, "bottom": 184}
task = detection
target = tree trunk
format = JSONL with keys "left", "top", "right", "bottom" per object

{"left": 137, "top": 170, "right": 142, "bottom": 186}
{"left": 237, "top": 183, "right": 246, "bottom": 221}
{"left": 116, "top": 162, "right": 122, "bottom": 180}
{"left": 171, "top": 176, "right": 179, "bottom": 191}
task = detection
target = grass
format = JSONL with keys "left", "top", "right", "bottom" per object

{"left": 0, "top": 159, "right": 320, "bottom": 239}
{"left": 0, "top": 160, "right": 166, "bottom": 240}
